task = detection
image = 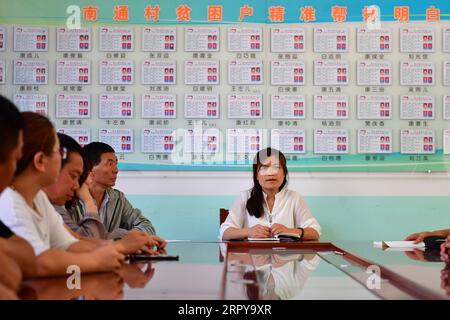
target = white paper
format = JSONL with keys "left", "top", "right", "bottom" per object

{"left": 13, "top": 60, "right": 48, "bottom": 85}
{"left": 357, "top": 60, "right": 392, "bottom": 86}
{"left": 357, "top": 95, "right": 392, "bottom": 120}
{"left": 227, "top": 27, "right": 263, "bottom": 52}
{"left": 248, "top": 238, "right": 279, "bottom": 241}
{"left": 141, "top": 128, "right": 176, "bottom": 153}
{"left": 373, "top": 241, "right": 425, "bottom": 249}
{"left": 57, "top": 128, "right": 91, "bottom": 147}
{"left": 314, "top": 129, "right": 349, "bottom": 154}
{"left": 184, "top": 128, "right": 220, "bottom": 153}
{"left": 0, "top": 60, "right": 4, "bottom": 84}
{"left": 14, "top": 26, "right": 48, "bottom": 51}
{"left": 142, "top": 27, "right": 176, "bottom": 52}
{"left": 271, "top": 27, "right": 305, "bottom": 53}
{"left": 142, "top": 60, "right": 176, "bottom": 85}
{"left": 141, "top": 94, "right": 176, "bottom": 119}
{"left": 400, "top": 95, "right": 434, "bottom": 120}
{"left": 99, "top": 27, "right": 133, "bottom": 52}
{"left": 314, "top": 28, "right": 348, "bottom": 53}
{"left": 227, "top": 129, "right": 263, "bottom": 154}
{"left": 271, "top": 94, "right": 306, "bottom": 119}
{"left": 443, "top": 96, "right": 450, "bottom": 120}
{"left": 357, "top": 129, "right": 392, "bottom": 154}
{"left": 99, "top": 128, "right": 133, "bottom": 153}
{"left": 357, "top": 28, "right": 392, "bottom": 53}
{"left": 400, "top": 129, "right": 435, "bottom": 154}
{"left": 185, "top": 27, "right": 219, "bottom": 52}
{"left": 99, "top": 93, "right": 133, "bottom": 119}
{"left": 228, "top": 60, "right": 263, "bottom": 85}
{"left": 56, "top": 60, "right": 91, "bottom": 85}
{"left": 0, "top": 26, "right": 6, "bottom": 51}
{"left": 271, "top": 61, "right": 305, "bottom": 86}
{"left": 400, "top": 27, "right": 434, "bottom": 53}
{"left": 184, "top": 93, "right": 219, "bottom": 119}
{"left": 271, "top": 129, "right": 306, "bottom": 154}
{"left": 444, "top": 28, "right": 450, "bottom": 53}
{"left": 400, "top": 61, "right": 434, "bottom": 86}
{"left": 443, "top": 130, "right": 450, "bottom": 154}
{"left": 314, "top": 60, "right": 349, "bottom": 86}
{"left": 313, "top": 95, "right": 349, "bottom": 119}
{"left": 55, "top": 93, "right": 91, "bottom": 119}
{"left": 444, "top": 61, "right": 450, "bottom": 86}
{"left": 99, "top": 60, "right": 134, "bottom": 85}
{"left": 56, "top": 27, "right": 91, "bottom": 52}
{"left": 228, "top": 94, "right": 262, "bottom": 119}
{"left": 184, "top": 60, "right": 219, "bottom": 85}
{"left": 13, "top": 93, "right": 48, "bottom": 115}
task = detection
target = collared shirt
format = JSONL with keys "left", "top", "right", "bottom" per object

{"left": 219, "top": 187, "right": 321, "bottom": 240}
{"left": 0, "top": 188, "right": 78, "bottom": 255}
{"left": 62, "top": 187, "right": 156, "bottom": 238}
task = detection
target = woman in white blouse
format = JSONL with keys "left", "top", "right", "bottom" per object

{"left": 220, "top": 148, "right": 321, "bottom": 241}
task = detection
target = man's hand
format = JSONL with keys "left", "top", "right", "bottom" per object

{"left": 405, "top": 231, "right": 432, "bottom": 244}
{"left": 76, "top": 182, "right": 97, "bottom": 214}
{"left": 0, "top": 249, "right": 22, "bottom": 292}
{"left": 119, "top": 262, "right": 155, "bottom": 288}
{"left": 115, "top": 230, "right": 166, "bottom": 255}
{"left": 94, "top": 245, "right": 125, "bottom": 272}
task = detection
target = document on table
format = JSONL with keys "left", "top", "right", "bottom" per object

{"left": 373, "top": 241, "right": 425, "bottom": 250}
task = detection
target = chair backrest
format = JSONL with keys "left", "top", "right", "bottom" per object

{"left": 220, "top": 208, "right": 229, "bottom": 225}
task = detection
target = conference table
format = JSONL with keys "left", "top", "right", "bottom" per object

{"left": 18, "top": 241, "right": 450, "bottom": 300}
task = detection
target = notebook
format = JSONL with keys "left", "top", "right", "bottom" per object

{"left": 248, "top": 232, "right": 301, "bottom": 242}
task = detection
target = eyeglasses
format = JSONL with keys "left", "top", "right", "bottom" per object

{"left": 57, "top": 147, "right": 68, "bottom": 160}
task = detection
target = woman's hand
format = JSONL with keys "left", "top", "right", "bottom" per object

{"left": 247, "top": 225, "right": 270, "bottom": 238}
{"left": 270, "top": 223, "right": 302, "bottom": 238}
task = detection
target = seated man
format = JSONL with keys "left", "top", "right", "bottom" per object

{"left": 63, "top": 142, "right": 156, "bottom": 238}
{"left": 44, "top": 133, "right": 165, "bottom": 253}
{"left": 0, "top": 96, "right": 37, "bottom": 298}
{"left": 0, "top": 112, "right": 125, "bottom": 277}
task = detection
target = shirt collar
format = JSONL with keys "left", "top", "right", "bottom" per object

{"left": 262, "top": 185, "right": 287, "bottom": 200}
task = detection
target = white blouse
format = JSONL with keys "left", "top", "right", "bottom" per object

{"left": 0, "top": 188, "right": 78, "bottom": 255}
{"left": 219, "top": 187, "right": 321, "bottom": 240}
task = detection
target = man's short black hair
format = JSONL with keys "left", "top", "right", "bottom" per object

{"left": 58, "top": 133, "right": 91, "bottom": 187}
{"left": 83, "top": 142, "right": 115, "bottom": 167}
{"left": 58, "top": 133, "right": 84, "bottom": 168}
{"left": 0, "top": 95, "right": 25, "bottom": 163}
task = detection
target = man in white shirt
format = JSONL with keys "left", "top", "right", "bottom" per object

{"left": 0, "top": 112, "right": 125, "bottom": 277}
{"left": 0, "top": 96, "right": 37, "bottom": 298}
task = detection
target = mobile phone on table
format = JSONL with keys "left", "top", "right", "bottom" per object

{"left": 128, "top": 253, "right": 179, "bottom": 261}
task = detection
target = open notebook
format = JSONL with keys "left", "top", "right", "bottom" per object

{"left": 248, "top": 232, "right": 301, "bottom": 242}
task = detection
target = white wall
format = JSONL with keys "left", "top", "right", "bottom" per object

{"left": 116, "top": 172, "right": 450, "bottom": 196}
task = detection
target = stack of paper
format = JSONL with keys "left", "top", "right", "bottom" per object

{"left": 373, "top": 241, "right": 425, "bottom": 251}
{"left": 248, "top": 237, "right": 279, "bottom": 241}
